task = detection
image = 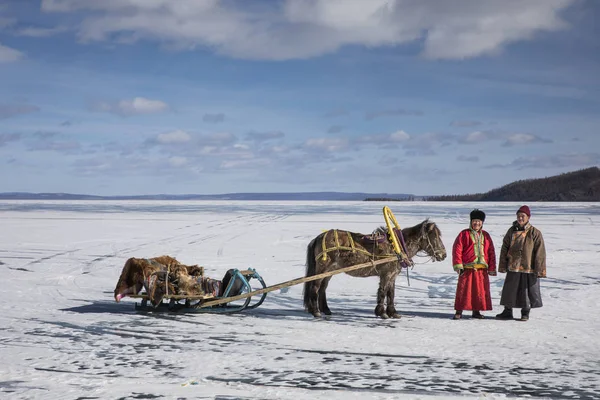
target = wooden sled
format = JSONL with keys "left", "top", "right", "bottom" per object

{"left": 132, "top": 268, "right": 268, "bottom": 314}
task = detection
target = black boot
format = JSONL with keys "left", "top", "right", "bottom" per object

{"left": 520, "top": 308, "right": 530, "bottom": 321}
{"left": 453, "top": 310, "right": 462, "bottom": 320}
{"left": 472, "top": 311, "right": 484, "bottom": 319}
{"left": 495, "top": 307, "right": 513, "bottom": 320}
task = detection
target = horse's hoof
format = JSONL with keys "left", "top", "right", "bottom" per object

{"left": 390, "top": 313, "right": 401, "bottom": 319}
{"left": 322, "top": 310, "right": 332, "bottom": 316}
{"left": 380, "top": 313, "right": 389, "bottom": 319}
{"left": 313, "top": 312, "right": 322, "bottom": 318}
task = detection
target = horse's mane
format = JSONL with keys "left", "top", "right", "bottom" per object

{"left": 376, "top": 219, "right": 440, "bottom": 238}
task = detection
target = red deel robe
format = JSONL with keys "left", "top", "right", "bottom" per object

{"left": 452, "top": 229, "right": 497, "bottom": 311}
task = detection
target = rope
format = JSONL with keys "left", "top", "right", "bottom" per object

{"left": 166, "top": 264, "right": 170, "bottom": 297}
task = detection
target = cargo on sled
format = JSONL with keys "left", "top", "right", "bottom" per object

{"left": 133, "top": 267, "right": 268, "bottom": 314}
{"left": 113, "top": 255, "right": 267, "bottom": 314}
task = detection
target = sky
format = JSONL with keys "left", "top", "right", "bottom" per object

{"left": 0, "top": 0, "right": 599, "bottom": 196}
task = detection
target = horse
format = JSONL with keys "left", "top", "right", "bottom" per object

{"left": 303, "top": 219, "right": 447, "bottom": 319}
{"left": 113, "top": 255, "right": 203, "bottom": 303}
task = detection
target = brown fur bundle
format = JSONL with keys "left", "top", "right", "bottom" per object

{"left": 145, "top": 264, "right": 207, "bottom": 306}
{"left": 113, "top": 255, "right": 201, "bottom": 304}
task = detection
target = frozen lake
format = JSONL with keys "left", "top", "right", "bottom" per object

{"left": 1, "top": 200, "right": 599, "bottom": 399}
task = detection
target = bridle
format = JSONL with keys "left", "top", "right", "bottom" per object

{"left": 415, "top": 225, "right": 445, "bottom": 263}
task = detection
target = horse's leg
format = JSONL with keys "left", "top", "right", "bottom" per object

{"left": 375, "top": 277, "right": 388, "bottom": 319}
{"left": 308, "top": 278, "right": 323, "bottom": 318}
{"left": 318, "top": 276, "right": 333, "bottom": 315}
{"left": 304, "top": 237, "right": 324, "bottom": 318}
{"left": 385, "top": 277, "right": 401, "bottom": 319}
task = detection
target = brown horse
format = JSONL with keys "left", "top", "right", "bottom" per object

{"left": 113, "top": 255, "right": 203, "bottom": 303}
{"left": 303, "top": 219, "right": 447, "bottom": 319}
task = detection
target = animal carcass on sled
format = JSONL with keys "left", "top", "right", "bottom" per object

{"left": 113, "top": 255, "right": 268, "bottom": 314}
{"left": 113, "top": 255, "right": 203, "bottom": 302}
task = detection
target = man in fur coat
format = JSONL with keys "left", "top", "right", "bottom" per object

{"left": 496, "top": 205, "right": 547, "bottom": 321}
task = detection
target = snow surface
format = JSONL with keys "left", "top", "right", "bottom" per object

{"left": 1, "top": 200, "right": 599, "bottom": 399}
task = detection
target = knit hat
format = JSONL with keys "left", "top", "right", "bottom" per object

{"left": 470, "top": 209, "right": 486, "bottom": 222}
{"left": 517, "top": 205, "right": 531, "bottom": 217}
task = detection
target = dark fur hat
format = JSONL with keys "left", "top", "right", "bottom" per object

{"left": 470, "top": 209, "right": 486, "bottom": 222}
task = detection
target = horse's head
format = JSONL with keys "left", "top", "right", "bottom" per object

{"left": 418, "top": 220, "right": 447, "bottom": 261}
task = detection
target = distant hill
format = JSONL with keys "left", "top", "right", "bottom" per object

{"left": 428, "top": 167, "right": 600, "bottom": 201}
{"left": 0, "top": 191, "right": 413, "bottom": 201}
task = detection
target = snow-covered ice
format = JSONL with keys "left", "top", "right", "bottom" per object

{"left": 1, "top": 200, "right": 599, "bottom": 399}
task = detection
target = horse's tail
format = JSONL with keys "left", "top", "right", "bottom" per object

{"left": 303, "top": 235, "right": 321, "bottom": 309}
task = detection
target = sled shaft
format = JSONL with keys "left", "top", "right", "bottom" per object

{"left": 198, "top": 255, "right": 400, "bottom": 308}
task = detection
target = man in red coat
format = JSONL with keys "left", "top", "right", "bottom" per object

{"left": 452, "top": 209, "right": 497, "bottom": 319}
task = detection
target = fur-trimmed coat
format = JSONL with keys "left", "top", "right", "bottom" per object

{"left": 498, "top": 221, "right": 547, "bottom": 278}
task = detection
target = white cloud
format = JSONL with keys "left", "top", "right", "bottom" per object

{"left": 0, "top": 9, "right": 21, "bottom": 63}
{"left": 390, "top": 130, "right": 410, "bottom": 142}
{"left": 461, "top": 130, "right": 493, "bottom": 144}
{"left": 246, "top": 131, "right": 285, "bottom": 142}
{"left": 0, "top": 103, "right": 39, "bottom": 119}
{"left": 16, "top": 26, "right": 69, "bottom": 37}
{"left": 305, "top": 137, "right": 349, "bottom": 152}
{"left": 355, "top": 130, "right": 411, "bottom": 147}
{"left": 197, "top": 132, "right": 237, "bottom": 146}
{"left": 156, "top": 130, "right": 191, "bottom": 144}
{"left": 118, "top": 97, "right": 168, "bottom": 115}
{"left": 457, "top": 155, "right": 479, "bottom": 162}
{"left": 420, "top": 1, "right": 572, "bottom": 59}
{"left": 92, "top": 97, "right": 169, "bottom": 116}
{"left": 403, "top": 132, "right": 451, "bottom": 155}
{"left": 168, "top": 156, "right": 187, "bottom": 167}
{"left": 504, "top": 133, "right": 552, "bottom": 146}
{"left": 0, "top": 43, "right": 23, "bottom": 63}
{"left": 510, "top": 153, "right": 600, "bottom": 169}
{"left": 269, "top": 145, "right": 289, "bottom": 154}
{"left": 220, "top": 158, "right": 271, "bottom": 170}
{"left": 40, "top": 0, "right": 575, "bottom": 60}
{"left": 233, "top": 143, "right": 250, "bottom": 150}
{"left": 0, "top": 133, "right": 22, "bottom": 147}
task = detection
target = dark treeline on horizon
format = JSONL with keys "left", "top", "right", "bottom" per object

{"left": 427, "top": 167, "right": 600, "bottom": 202}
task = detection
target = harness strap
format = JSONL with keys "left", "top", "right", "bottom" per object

{"left": 317, "top": 229, "right": 396, "bottom": 261}
{"left": 347, "top": 232, "right": 356, "bottom": 251}
{"left": 321, "top": 230, "right": 329, "bottom": 261}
